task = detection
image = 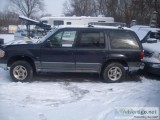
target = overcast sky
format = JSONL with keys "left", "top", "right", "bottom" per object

{"left": 0, "top": 0, "right": 66, "bottom": 16}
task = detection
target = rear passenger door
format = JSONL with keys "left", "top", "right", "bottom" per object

{"left": 75, "top": 29, "right": 107, "bottom": 73}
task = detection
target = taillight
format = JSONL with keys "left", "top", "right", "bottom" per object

{"left": 140, "top": 51, "right": 144, "bottom": 60}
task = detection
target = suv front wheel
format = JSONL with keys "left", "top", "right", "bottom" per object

{"left": 10, "top": 61, "right": 33, "bottom": 82}
{"left": 103, "top": 63, "right": 125, "bottom": 83}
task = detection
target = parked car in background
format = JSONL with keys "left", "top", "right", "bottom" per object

{"left": 0, "top": 25, "right": 144, "bottom": 83}
{"left": 131, "top": 25, "right": 160, "bottom": 74}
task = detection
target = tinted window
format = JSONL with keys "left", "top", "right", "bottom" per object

{"left": 78, "top": 31, "right": 105, "bottom": 48}
{"left": 54, "top": 20, "right": 64, "bottom": 26}
{"left": 48, "top": 30, "right": 77, "bottom": 48}
{"left": 109, "top": 31, "right": 139, "bottom": 49}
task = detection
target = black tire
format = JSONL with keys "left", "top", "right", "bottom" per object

{"left": 102, "top": 62, "right": 126, "bottom": 83}
{"left": 10, "top": 61, "right": 33, "bottom": 82}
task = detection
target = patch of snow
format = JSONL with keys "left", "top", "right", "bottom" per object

{"left": 4, "top": 39, "right": 39, "bottom": 46}
{"left": 131, "top": 25, "right": 160, "bottom": 41}
{"left": 0, "top": 34, "right": 14, "bottom": 43}
{"left": 19, "top": 16, "right": 39, "bottom": 23}
{"left": 57, "top": 25, "right": 131, "bottom": 31}
{"left": 134, "top": 29, "right": 150, "bottom": 41}
{"left": 0, "top": 68, "right": 160, "bottom": 120}
{"left": 142, "top": 42, "right": 160, "bottom": 63}
{"left": 143, "top": 57, "right": 160, "bottom": 63}
{"left": 143, "top": 42, "right": 160, "bottom": 53}
{"left": 131, "top": 25, "right": 150, "bottom": 41}
{"left": 0, "top": 34, "right": 39, "bottom": 46}
{"left": 131, "top": 25, "right": 160, "bottom": 33}
{"left": 40, "top": 16, "right": 114, "bottom": 21}
{"left": 132, "top": 25, "right": 160, "bottom": 63}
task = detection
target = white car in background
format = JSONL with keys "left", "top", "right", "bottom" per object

{"left": 131, "top": 25, "right": 160, "bottom": 74}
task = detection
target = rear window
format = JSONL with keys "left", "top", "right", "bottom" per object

{"left": 109, "top": 30, "right": 140, "bottom": 49}
{"left": 150, "top": 32, "right": 160, "bottom": 39}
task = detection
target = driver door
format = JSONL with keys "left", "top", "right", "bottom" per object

{"left": 40, "top": 29, "right": 77, "bottom": 72}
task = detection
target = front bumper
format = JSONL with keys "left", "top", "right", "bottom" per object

{"left": 145, "top": 63, "right": 160, "bottom": 75}
{"left": 0, "top": 63, "right": 8, "bottom": 70}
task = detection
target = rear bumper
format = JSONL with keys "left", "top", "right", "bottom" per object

{"left": 145, "top": 63, "right": 160, "bottom": 75}
{"left": 126, "top": 62, "right": 145, "bottom": 72}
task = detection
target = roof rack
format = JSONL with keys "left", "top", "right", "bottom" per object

{"left": 118, "top": 26, "right": 124, "bottom": 30}
{"left": 88, "top": 24, "right": 94, "bottom": 27}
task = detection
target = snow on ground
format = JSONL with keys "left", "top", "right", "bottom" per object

{"left": 0, "top": 68, "right": 160, "bottom": 120}
{"left": 0, "top": 34, "right": 14, "bottom": 43}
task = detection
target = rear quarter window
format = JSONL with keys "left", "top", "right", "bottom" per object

{"left": 109, "top": 30, "right": 140, "bottom": 50}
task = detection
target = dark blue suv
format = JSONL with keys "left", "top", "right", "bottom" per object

{"left": 0, "top": 25, "right": 144, "bottom": 83}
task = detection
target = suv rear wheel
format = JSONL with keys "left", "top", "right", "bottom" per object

{"left": 10, "top": 61, "right": 33, "bottom": 82}
{"left": 103, "top": 63, "right": 125, "bottom": 83}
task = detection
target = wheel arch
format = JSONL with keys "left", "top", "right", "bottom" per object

{"left": 100, "top": 59, "right": 128, "bottom": 74}
{"left": 7, "top": 55, "right": 36, "bottom": 72}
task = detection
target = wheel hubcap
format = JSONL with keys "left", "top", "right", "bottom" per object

{"left": 108, "top": 67, "right": 122, "bottom": 81}
{"left": 13, "top": 65, "right": 27, "bottom": 81}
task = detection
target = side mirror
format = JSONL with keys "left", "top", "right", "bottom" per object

{"left": 147, "top": 38, "right": 157, "bottom": 43}
{"left": 45, "top": 39, "right": 61, "bottom": 48}
{"left": 45, "top": 40, "right": 52, "bottom": 47}
{"left": 0, "top": 38, "right": 4, "bottom": 45}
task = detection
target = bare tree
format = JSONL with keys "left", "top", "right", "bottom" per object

{"left": 9, "top": 0, "right": 45, "bottom": 36}
{"left": 63, "top": 0, "right": 97, "bottom": 16}
{"left": 10, "top": 0, "right": 45, "bottom": 18}
{"left": 95, "top": 0, "right": 160, "bottom": 26}
{"left": 40, "top": 13, "right": 52, "bottom": 18}
{"left": 63, "top": 0, "right": 160, "bottom": 26}
{"left": 0, "top": 10, "right": 19, "bottom": 33}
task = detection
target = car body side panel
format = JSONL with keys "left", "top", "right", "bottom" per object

{"left": 75, "top": 49, "right": 106, "bottom": 72}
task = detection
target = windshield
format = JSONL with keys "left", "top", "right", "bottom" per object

{"left": 37, "top": 27, "right": 58, "bottom": 43}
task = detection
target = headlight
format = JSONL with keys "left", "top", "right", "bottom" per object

{"left": 0, "top": 50, "right": 5, "bottom": 58}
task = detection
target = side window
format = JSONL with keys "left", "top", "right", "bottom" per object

{"left": 78, "top": 31, "right": 105, "bottom": 48}
{"left": 62, "top": 31, "right": 76, "bottom": 47}
{"left": 48, "top": 30, "right": 77, "bottom": 48}
{"left": 67, "top": 22, "right": 72, "bottom": 25}
{"left": 109, "top": 31, "right": 140, "bottom": 49}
